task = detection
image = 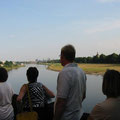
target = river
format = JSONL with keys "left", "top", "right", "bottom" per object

{"left": 7, "top": 64, "right": 105, "bottom": 113}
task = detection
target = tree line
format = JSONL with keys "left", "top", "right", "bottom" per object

{"left": 0, "top": 61, "right": 22, "bottom": 67}
{"left": 40, "top": 53, "right": 120, "bottom": 64}
{"left": 75, "top": 53, "right": 120, "bottom": 63}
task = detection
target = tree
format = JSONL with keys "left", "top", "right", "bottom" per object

{"left": 118, "top": 54, "right": 120, "bottom": 63}
{"left": 99, "top": 54, "right": 106, "bottom": 63}
{"left": 4, "top": 61, "right": 13, "bottom": 67}
{"left": 86, "top": 57, "right": 92, "bottom": 63}
{"left": 92, "top": 55, "right": 99, "bottom": 63}
{"left": 0, "top": 61, "right": 3, "bottom": 65}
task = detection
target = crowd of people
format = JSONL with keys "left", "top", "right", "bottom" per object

{"left": 0, "top": 44, "right": 120, "bottom": 120}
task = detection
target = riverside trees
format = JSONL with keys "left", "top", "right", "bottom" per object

{"left": 42, "top": 53, "right": 120, "bottom": 64}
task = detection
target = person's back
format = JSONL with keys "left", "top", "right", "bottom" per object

{"left": 17, "top": 67, "right": 55, "bottom": 120}
{"left": 89, "top": 97, "right": 120, "bottom": 120}
{"left": 88, "top": 70, "right": 120, "bottom": 120}
{"left": 112, "top": 97, "right": 120, "bottom": 120}
{"left": 0, "top": 67, "right": 14, "bottom": 120}
{"left": 58, "top": 63, "right": 86, "bottom": 120}
{"left": 54, "top": 45, "right": 86, "bottom": 120}
{"left": 23, "top": 82, "right": 46, "bottom": 109}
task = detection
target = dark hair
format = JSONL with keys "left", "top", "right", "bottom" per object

{"left": 0, "top": 67, "right": 8, "bottom": 82}
{"left": 61, "top": 44, "right": 76, "bottom": 62}
{"left": 102, "top": 69, "right": 120, "bottom": 98}
{"left": 26, "top": 67, "right": 39, "bottom": 83}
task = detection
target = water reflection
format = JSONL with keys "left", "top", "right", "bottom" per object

{"left": 83, "top": 74, "right": 105, "bottom": 113}
{"left": 7, "top": 64, "right": 105, "bottom": 113}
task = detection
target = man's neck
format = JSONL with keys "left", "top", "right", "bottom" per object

{"left": 63, "top": 61, "right": 73, "bottom": 66}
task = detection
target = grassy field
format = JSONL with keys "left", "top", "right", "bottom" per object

{"left": 47, "top": 63, "right": 120, "bottom": 75}
{"left": 3, "top": 65, "right": 25, "bottom": 71}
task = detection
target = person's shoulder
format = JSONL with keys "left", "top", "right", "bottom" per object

{"left": 22, "top": 83, "right": 27, "bottom": 87}
{"left": 91, "top": 101, "right": 105, "bottom": 115}
{"left": 4, "top": 82, "right": 12, "bottom": 88}
{"left": 61, "top": 64, "right": 75, "bottom": 72}
{"left": 101, "top": 98, "right": 120, "bottom": 109}
{"left": 93, "top": 100, "right": 109, "bottom": 111}
{"left": 20, "top": 84, "right": 28, "bottom": 91}
{"left": 60, "top": 64, "right": 84, "bottom": 74}
{"left": 76, "top": 65, "right": 84, "bottom": 71}
{"left": 90, "top": 102, "right": 107, "bottom": 120}
{"left": 77, "top": 66, "right": 86, "bottom": 75}
{"left": 59, "top": 66, "right": 68, "bottom": 74}
{"left": 59, "top": 67, "right": 71, "bottom": 76}
{"left": 35, "top": 82, "right": 43, "bottom": 87}
{"left": 3, "top": 82, "right": 14, "bottom": 93}
{"left": 0, "top": 81, "right": 7, "bottom": 86}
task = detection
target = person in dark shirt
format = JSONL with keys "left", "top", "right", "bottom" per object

{"left": 17, "top": 67, "right": 55, "bottom": 120}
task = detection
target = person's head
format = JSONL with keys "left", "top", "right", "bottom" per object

{"left": 60, "top": 44, "right": 76, "bottom": 66}
{"left": 102, "top": 69, "right": 120, "bottom": 98}
{"left": 0, "top": 67, "right": 8, "bottom": 82}
{"left": 26, "top": 67, "right": 39, "bottom": 83}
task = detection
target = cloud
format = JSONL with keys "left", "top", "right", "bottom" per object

{"left": 85, "top": 20, "right": 120, "bottom": 34}
{"left": 97, "top": 0, "right": 120, "bottom": 2}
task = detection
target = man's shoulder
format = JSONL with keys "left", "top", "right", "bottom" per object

{"left": 59, "top": 67, "right": 70, "bottom": 77}
{"left": 60, "top": 65, "right": 85, "bottom": 77}
{"left": 61, "top": 64, "right": 84, "bottom": 72}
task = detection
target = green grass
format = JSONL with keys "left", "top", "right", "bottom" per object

{"left": 2, "top": 65, "right": 25, "bottom": 71}
{"left": 48, "top": 63, "right": 120, "bottom": 75}
{"left": 47, "top": 63, "right": 63, "bottom": 71}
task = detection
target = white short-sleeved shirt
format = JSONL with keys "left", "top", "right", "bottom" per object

{"left": 0, "top": 82, "right": 14, "bottom": 119}
{"left": 90, "top": 97, "right": 120, "bottom": 120}
{"left": 56, "top": 63, "right": 86, "bottom": 120}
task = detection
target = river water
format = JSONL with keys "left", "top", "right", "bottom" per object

{"left": 7, "top": 64, "right": 105, "bottom": 113}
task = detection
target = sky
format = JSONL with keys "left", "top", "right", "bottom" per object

{"left": 0, "top": 0, "right": 120, "bottom": 61}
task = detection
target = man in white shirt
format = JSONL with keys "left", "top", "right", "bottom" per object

{"left": 53, "top": 44, "right": 86, "bottom": 120}
{"left": 0, "top": 67, "right": 14, "bottom": 120}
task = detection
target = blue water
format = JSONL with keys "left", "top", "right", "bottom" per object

{"left": 7, "top": 64, "right": 105, "bottom": 113}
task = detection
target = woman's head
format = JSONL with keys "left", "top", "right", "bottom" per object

{"left": 0, "top": 67, "right": 8, "bottom": 82}
{"left": 102, "top": 69, "right": 120, "bottom": 98}
{"left": 26, "top": 67, "right": 39, "bottom": 83}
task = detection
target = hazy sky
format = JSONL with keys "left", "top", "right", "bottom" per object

{"left": 0, "top": 0, "right": 120, "bottom": 61}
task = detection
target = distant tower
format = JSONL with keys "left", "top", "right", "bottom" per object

{"left": 96, "top": 52, "right": 99, "bottom": 57}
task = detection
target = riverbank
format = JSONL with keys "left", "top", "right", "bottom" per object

{"left": 47, "top": 63, "right": 120, "bottom": 75}
{"left": 7, "top": 64, "right": 105, "bottom": 113}
{"left": 4, "top": 64, "right": 25, "bottom": 71}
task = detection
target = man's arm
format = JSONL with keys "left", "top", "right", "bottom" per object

{"left": 53, "top": 97, "right": 67, "bottom": 120}
{"left": 82, "top": 74, "right": 87, "bottom": 101}
{"left": 82, "top": 91, "right": 86, "bottom": 101}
